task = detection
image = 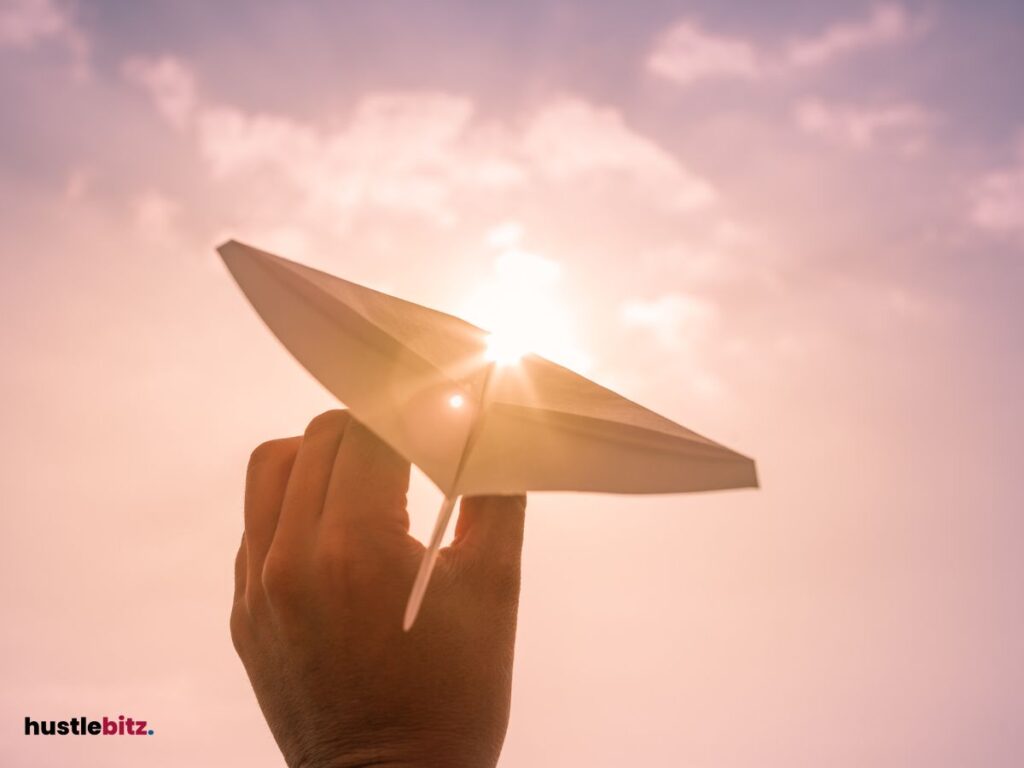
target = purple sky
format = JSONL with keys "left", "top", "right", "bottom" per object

{"left": 2, "top": 1, "right": 1022, "bottom": 766}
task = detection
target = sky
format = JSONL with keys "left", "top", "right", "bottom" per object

{"left": 1, "top": 0, "right": 1022, "bottom": 765}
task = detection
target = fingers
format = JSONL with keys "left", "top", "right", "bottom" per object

{"left": 323, "top": 418, "right": 411, "bottom": 538}
{"left": 245, "top": 437, "right": 301, "bottom": 588}
{"left": 452, "top": 494, "right": 527, "bottom": 570}
{"left": 275, "top": 410, "right": 350, "bottom": 551}
{"left": 244, "top": 409, "right": 416, "bottom": 620}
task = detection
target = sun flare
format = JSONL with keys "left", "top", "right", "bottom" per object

{"left": 463, "top": 232, "right": 590, "bottom": 374}
{"left": 484, "top": 332, "right": 528, "bottom": 365}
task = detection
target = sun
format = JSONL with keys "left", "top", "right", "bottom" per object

{"left": 484, "top": 332, "right": 529, "bottom": 366}
{"left": 462, "top": 239, "right": 590, "bottom": 373}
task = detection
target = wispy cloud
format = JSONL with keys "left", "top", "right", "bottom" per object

{"left": 123, "top": 55, "right": 197, "bottom": 129}
{"left": 648, "top": 4, "right": 921, "bottom": 87}
{"left": 520, "top": 97, "right": 716, "bottom": 209}
{"left": 622, "top": 292, "right": 718, "bottom": 349}
{"left": 970, "top": 131, "right": 1024, "bottom": 239}
{"left": 0, "top": 0, "right": 66, "bottom": 46}
{"left": 194, "top": 91, "right": 514, "bottom": 229}
{"left": 646, "top": 21, "right": 761, "bottom": 85}
{"left": 484, "top": 220, "right": 524, "bottom": 249}
{"left": 794, "top": 98, "right": 932, "bottom": 153}
{"left": 132, "top": 189, "right": 180, "bottom": 242}
{"left": 0, "top": 0, "right": 88, "bottom": 77}
{"left": 126, "top": 57, "right": 718, "bottom": 231}
{"left": 620, "top": 292, "right": 722, "bottom": 398}
{"left": 786, "top": 4, "right": 919, "bottom": 67}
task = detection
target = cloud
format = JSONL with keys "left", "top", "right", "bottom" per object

{"left": 646, "top": 21, "right": 760, "bottom": 85}
{"left": 146, "top": 79, "right": 717, "bottom": 229}
{"left": 520, "top": 97, "right": 716, "bottom": 209}
{"left": 132, "top": 189, "right": 179, "bottom": 241}
{"left": 621, "top": 292, "right": 722, "bottom": 398}
{"left": 485, "top": 220, "right": 524, "bottom": 249}
{"left": 195, "top": 92, "right": 505, "bottom": 228}
{"left": 969, "top": 132, "right": 1024, "bottom": 238}
{"left": 787, "top": 4, "right": 918, "bottom": 67}
{"left": 621, "top": 293, "right": 717, "bottom": 348}
{"left": 123, "top": 58, "right": 740, "bottom": 386}
{"left": 634, "top": 218, "right": 772, "bottom": 288}
{"left": 794, "top": 98, "right": 931, "bottom": 153}
{"left": 0, "top": 0, "right": 66, "bottom": 46}
{"left": 124, "top": 55, "right": 197, "bottom": 129}
{"left": 648, "top": 5, "right": 921, "bottom": 86}
{"left": 0, "top": 0, "right": 88, "bottom": 76}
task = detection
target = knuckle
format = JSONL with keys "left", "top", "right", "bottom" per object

{"left": 311, "top": 539, "right": 346, "bottom": 581}
{"left": 229, "top": 602, "right": 250, "bottom": 654}
{"left": 311, "top": 537, "right": 389, "bottom": 593}
{"left": 233, "top": 547, "right": 246, "bottom": 582}
{"left": 343, "top": 549, "right": 387, "bottom": 587}
{"left": 312, "top": 539, "right": 367, "bottom": 587}
{"left": 337, "top": 518, "right": 383, "bottom": 549}
{"left": 260, "top": 552, "right": 303, "bottom": 604}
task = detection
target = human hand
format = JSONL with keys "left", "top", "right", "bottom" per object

{"left": 230, "top": 409, "right": 526, "bottom": 768}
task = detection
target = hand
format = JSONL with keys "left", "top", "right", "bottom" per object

{"left": 230, "top": 409, "right": 526, "bottom": 768}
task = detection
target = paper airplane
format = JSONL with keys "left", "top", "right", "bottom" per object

{"left": 219, "top": 240, "right": 757, "bottom": 629}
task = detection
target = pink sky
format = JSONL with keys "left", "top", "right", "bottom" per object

{"left": 1, "top": 1, "right": 1022, "bottom": 765}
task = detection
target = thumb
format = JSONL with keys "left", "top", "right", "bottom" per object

{"left": 451, "top": 494, "right": 526, "bottom": 569}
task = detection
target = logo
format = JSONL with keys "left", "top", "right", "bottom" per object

{"left": 24, "top": 716, "right": 154, "bottom": 736}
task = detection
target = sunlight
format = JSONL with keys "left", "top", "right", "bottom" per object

{"left": 462, "top": 231, "right": 590, "bottom": 374}
{"left": 484, "top": 332, "right": 528, "bottom": 365}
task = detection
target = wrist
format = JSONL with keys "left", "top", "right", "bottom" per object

{"left": 295, "top": 744, "right": 494, "bottom": 768}
{"left": 297, "top": 756, "right": 420, "bottom": 768}
{"left": 298, "top": 750, "right": 495, "bottom": 768}
{"left": 287, "top": 724, "right": 503, "bottom": 768}
{"left": 299, "top": 758, "right": 474, "bottom": 768}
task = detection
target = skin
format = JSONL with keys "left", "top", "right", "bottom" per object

{"left": 230, "top": 409, "right": 526, "bottom": 768}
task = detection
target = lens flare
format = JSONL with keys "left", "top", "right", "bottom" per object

{"left": 484, "top": 333, "right": 527, "bottom": 366}
{"left": 462, "top": 241, "right": 590, "bottom": 373}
